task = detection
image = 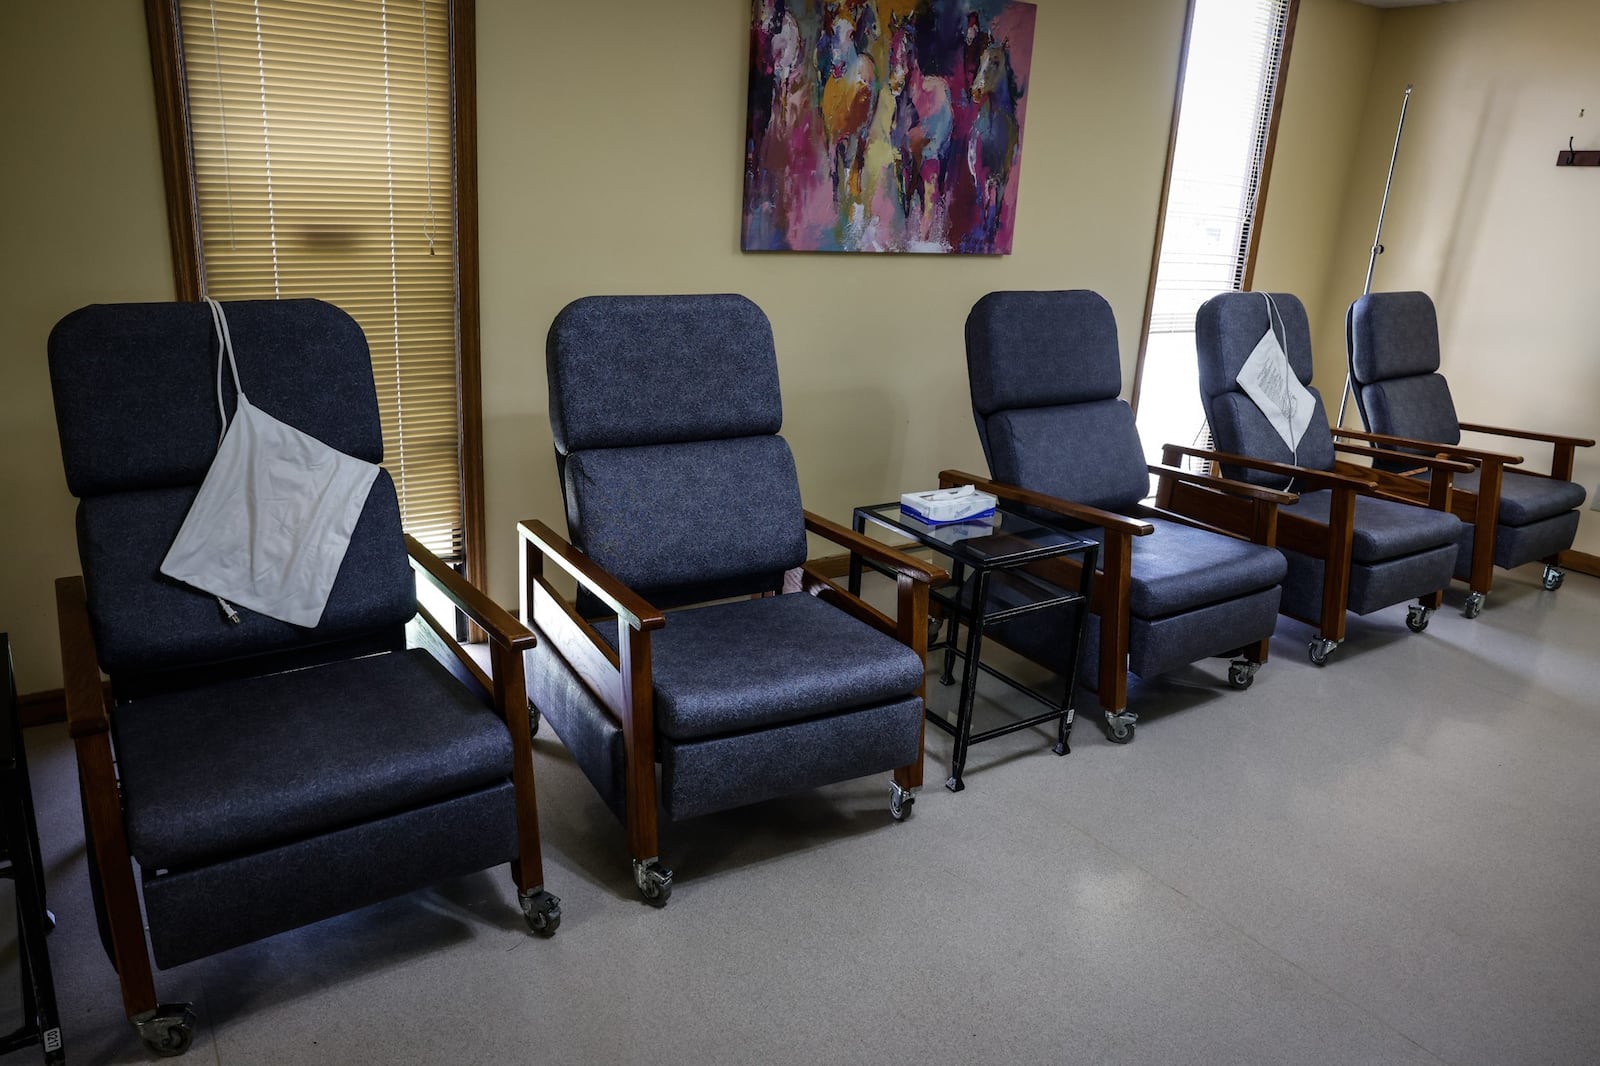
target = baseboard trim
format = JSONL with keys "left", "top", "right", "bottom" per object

{"left": 808, "top": 553, "right": 853, "bottom": 579}
{"left": 1556, "top": 549, "right": 1600, "bottom": 578}
{"left": 17, "top": 689, "right": 66, "bottom": 729}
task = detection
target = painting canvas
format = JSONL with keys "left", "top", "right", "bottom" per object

{"left": 743, "top": 0, "right": 1037, "bottom": 254}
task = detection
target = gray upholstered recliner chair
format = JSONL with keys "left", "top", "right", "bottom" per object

{"left": 1346, "top": 291, "right": 1594, "bottom": 615}
{"left": 49, "top": 300, "right": 556, "bottom": 1057}
{"left": 949, "top": 290, "right": 1292, "bottom": 743}
{"left": 521, "top": 294, "right": 942, "bottom": 905}
{"left": 1190, "top": 291, "right": 1468, "bottom": 665}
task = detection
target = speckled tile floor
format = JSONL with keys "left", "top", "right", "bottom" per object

{"left": 4, "top": 565, "right": 1598, "bottom": 1064}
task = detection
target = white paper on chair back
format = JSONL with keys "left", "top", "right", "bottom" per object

{"left": 1235, "top": 292, "right": 1315, "bottom": 456}
{"left": 160, "top": 299, "right": 380, "bottom": 628}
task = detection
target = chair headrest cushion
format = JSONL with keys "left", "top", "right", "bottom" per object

{"left": 50, "top": 300, "right": 383, "bottom": 498}
{"left": 1194, "top": 291, "right": 1314, "bottom": 400}
{"left": 1348, "top": 291, "right": 1442, "bottom": 385}
{"left": 966, "top": 290, "right": 1123, "bottom": 415}
{"left": 547, "top": 294, "right": 783, "bottom": 454}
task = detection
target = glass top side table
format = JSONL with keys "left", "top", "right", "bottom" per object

{"left": 848, "top": 501, "right": 1098, "bottom": 792}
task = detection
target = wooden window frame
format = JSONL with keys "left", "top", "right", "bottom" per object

{"left": 1131, "top": 0, "right": 1299, "bottom": 414}
{"left": 142, "top": 0, "right": 487, "bottom": 592}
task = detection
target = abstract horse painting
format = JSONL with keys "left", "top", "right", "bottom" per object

{"left": 742, "top": 0, "right": 1037, "bottom": 255}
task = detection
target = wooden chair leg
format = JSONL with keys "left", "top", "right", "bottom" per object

{"left": 490, "top": 640, "right": 559, "bottom": 934}
{"left": 892, "top": 572, "right": 929, "bottom": 793}
{"left": 616, "top": 626, "right": 670, "bottom": 905}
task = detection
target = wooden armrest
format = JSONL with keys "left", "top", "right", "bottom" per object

{"left": 1159, "top": 447, "right": 1376, "bottom": 490}
{"left": 1147, "top": 463, "right": 1296, "bottom": 504}
{"left": 1458, "top": 422, "right": 1596, "bottom": 449}
{"left": 804, "top": 511, "right": 947, "bottom": 585}
{"left": 55, "top": 576, "right": 111, "bottom": 739}
{"left": 1333, "top": 442, "right": 1473, "bottom": 474}
{"left": 1332, "top": 427, "right": 1523, "bottom": 466}
{"left": 517, "top": 519, "right": 665, "bottom": 632}
{"left": 406, "top": 536, "right": 535, "bottom": 652}
{"left": 939, "top": 469, "right": 1154, "bottom": 536}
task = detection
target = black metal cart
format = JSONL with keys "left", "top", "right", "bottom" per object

{"left": 848, "top": 502, "right": 1097, "bottom": 792}
{"left": 2, "top": 634, "right": 64, "bottom": 1065}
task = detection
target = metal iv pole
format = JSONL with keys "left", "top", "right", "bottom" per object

{"left": 1337, "top": 84, "right": 1413, "bottom": 428}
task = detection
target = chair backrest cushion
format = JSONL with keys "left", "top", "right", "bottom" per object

{"left": 547, "top": 295, "right": 806, "bottom": 605}
{"left": 1195, "top": 291, "right": 1336, "bottom": 487}
{"left": 50, "top": 300, "right": 385, "bottom": 498}
{"left": 965, "top": 290, "right": 1148, "bottom": 513}
{"left": 49, "top": 300, "right": 414, "bottom": 677}
{"left": 1347, "top": 291, "right": 1462, "bottom": 445}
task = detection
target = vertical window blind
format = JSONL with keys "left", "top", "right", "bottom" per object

{"left": 1147, "top": 0, "right": 1291, "bottom": 336}
{"left": 1134, "top": 0, "right": 1294, "bottom": 472}
{"left": 174, "top": 0, "right": 464, "bottom": 559}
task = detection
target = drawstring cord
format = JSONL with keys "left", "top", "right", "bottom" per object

{"left": 203, "top": 295, "right": 245, "bottom": 625}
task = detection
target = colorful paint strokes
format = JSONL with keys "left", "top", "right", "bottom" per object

{"left": 743, "top": 0, "right": 1037, "bottom": 255}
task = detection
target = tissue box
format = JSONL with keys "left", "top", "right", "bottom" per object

{"left": 900, "top": 485, "right": 997, "bottom": 525}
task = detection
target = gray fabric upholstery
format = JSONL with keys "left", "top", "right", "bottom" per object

{"left": 142, "top": 781, "right": 515, "bottom": 968}
{"left": 547, "top": 294, "right": 782, "bottom": 453}
{"left": 563, "top": 438, "right": 807, "bottom": 604}
{"left": 1280, "top": 543, "right": 1459, "bottom": 619}
{"left": 599, "top": 593, "right": 924, "bottom": 741}
{"left": 965, "top": 291, "right": 1122, "bottom": 414}
{"left": 76, "top": 473, "right": 416, "bottom": 675}
{"left": 660, "top": 696, "right": 923, "bottom": 821}
{"left": 50, "top": 300, "right": 382, "bottom": 498}
{"left": 1489, "top": 511, "right": 1581, "bottom": 572}
{"left": 1081, "top": 516, "right": 1287, "bottom": 618}
{"left": 1451, "top": 469, "right": 1588, "bottom": 526}
{"left": 1280, "top": 489, "right": 1462, "bottom": 565}
{"left": 1358, "top": 376, "right": 1462, "bottom": 449}
{"left": 1348, "top": 291, "right": 1444, "bottom": 382}
{"left": 525, "top": 634, "right": 627, "bottom": 819}
{"left": 984, "top": 402, "right": 1150, "bottom": 513}
{"left": 1195, "top": 292, "right": 1337, "bottom": 487}
{"left": 114, "top": 649, "right": 513, "bottom": 871}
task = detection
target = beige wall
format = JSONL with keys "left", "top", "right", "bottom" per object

{"left": 0, "top": 1, "right": 174, "bottom": 693}
{"left": 473, "top": 0, "right": 1192, "bottom": 608}
{"left": 1315, "top": 0, "right": 1600, "bottom": 552}
{"left": 1251, "top": 0, "right": 1381, "bottom": 317}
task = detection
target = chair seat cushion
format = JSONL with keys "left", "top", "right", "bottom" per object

{"left": 1451, "top": 468, "right": 1587, "bottom": 526}
{"left": 114, "top": 649, "right": 513, "bottom": 871}
{"left": 1083, "top": 516, "right": 1287, "bottom": 618}
{"left": 1283, "top": 489, "right": 1461, "bottom": 563}
{"left": 604, "top": 593, "right": 924, "bottom": 741}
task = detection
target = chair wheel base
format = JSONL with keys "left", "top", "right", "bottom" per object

{"left": 1406, "top": 604, "right": 1432, "bottom": 633}
{"left": 1227, "top": 660, "right": 1259, "bottom": 690}
{"left": 519, "top": 887, "right": 561, "bottom": 937}
{"left": 1104, "top": 711, "right": 1136, "bottom": 744}
{"left": 890, "top": 782, "right": 917, "bottom": 819}
{"left": 1462, "top": 592, "right": 1485, "bottom": 619}
{"left": 633, "top": 858, "right": 674, "bottom": 907}
{"left": 133, "top": 1004, "right": 196, "bottom": 1058}
{"left": 1308, "top": 638, "right": 1338, "bottom": 666}
{"left": 1543, "top": 565, "right": 1565, "bottom": 591}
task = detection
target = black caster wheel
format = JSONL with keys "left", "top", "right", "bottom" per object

{"left": 1308, "top": 638, "right": 1336, "bottom": 666}
{"left": 1406, "top": 605, "right": 1432, "bottom": 633}
{"left": 1227, "top": 660, "right": 1257, "bottom": 690}
{"left": 634, "top": 859, "right": 674, "bottom": 908}
{"left": 528, "top": 701, "right": 541, "bottom": 738}
{"left": 1105, "top": 715, "right": 1135, "bottom": 744}
{"left": 1462, "top": 593, "right": 1485, "bottom": 619}
{"left": 1543, "top": 565, "right": 1564, "bottom": 591}
{"left": 134, "top": 1004, "right": 196, "bottom": 1058}
{"left": 519, "top": 888, "right": 561, "bottom": 937}
{"left": 890, "top": 783, "right": 917, "bottom": 819}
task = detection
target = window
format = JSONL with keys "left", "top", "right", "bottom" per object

{"left": 1132, "top": 0, "right": 1297, "bottom": 469}
{"left": 146, "top": 0, "right": 484, "bottom": 578}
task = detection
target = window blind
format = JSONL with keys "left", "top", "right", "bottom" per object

{"left": 175, "top": 0, "right": 463, "bottom": 559}
{"left": 1146, "top": 0, "right": 1290, "bottom": 335}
